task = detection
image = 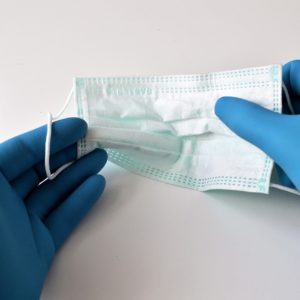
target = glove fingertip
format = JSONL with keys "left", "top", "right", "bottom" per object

{"left": 54, "top": 117, "right": 88, "bottom": 139}
{"left": 215, "top": 96, "right": 236, "bottom": 119}
{"left": 90, "top": 174, "right": 106, "bottom": 197}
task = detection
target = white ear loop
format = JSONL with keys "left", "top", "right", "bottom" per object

{"left": 45, "top": 87, "right": 75, "bottom": 181}
{"left": 282, "top": 81, "right": 295, "bottom": 114}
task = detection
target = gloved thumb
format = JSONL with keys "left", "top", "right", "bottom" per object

{"left": 215, "top": 96, "right": 300, "bottom": 190}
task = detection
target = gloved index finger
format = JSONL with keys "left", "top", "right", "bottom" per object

{"left": 0, "top": 118, "right": 87, "bottom": 182}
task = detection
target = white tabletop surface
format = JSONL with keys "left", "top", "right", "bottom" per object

{"left": 1, "top": 0, "right": 300, "bottom": 299}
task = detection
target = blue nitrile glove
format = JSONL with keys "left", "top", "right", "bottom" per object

{"left": 215, "top": 60, "right": 300, "bottom": 191}
{"left": 0, "top": 118, "right": 107, "bottom": 300}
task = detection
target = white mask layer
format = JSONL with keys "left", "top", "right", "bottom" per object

{"left": 75, "top": 65, "right": 282, "bottom": 193}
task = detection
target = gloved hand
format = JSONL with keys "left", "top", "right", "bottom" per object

{"left": 0, "top": 118, "right": 107, "bottom": 299}
{"left": 215, "top": 60, "right": 300, "bottom": 191}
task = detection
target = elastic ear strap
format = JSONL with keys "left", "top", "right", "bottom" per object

{"left": 270, "top": 183, "right": 300, "bottom": 195}
{"left": 44, "top": 87, "right": 74, "bottom": 181}
{"left": 282, "top": 81, "right": 295, "bottom": 114}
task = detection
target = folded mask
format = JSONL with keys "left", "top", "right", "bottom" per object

{"left": 69, "top": 64, "right": 285, "bottom": 194}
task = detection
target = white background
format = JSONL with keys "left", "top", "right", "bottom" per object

{"left": 1, "top": 0, "right": 300, "bottom": 299}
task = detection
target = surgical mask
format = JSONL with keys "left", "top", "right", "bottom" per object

{"left": 67, "top": 64, "right": 283, "bottom": 194}
{"left": 44, "top": 64, "right": 299, "bottom": 194}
